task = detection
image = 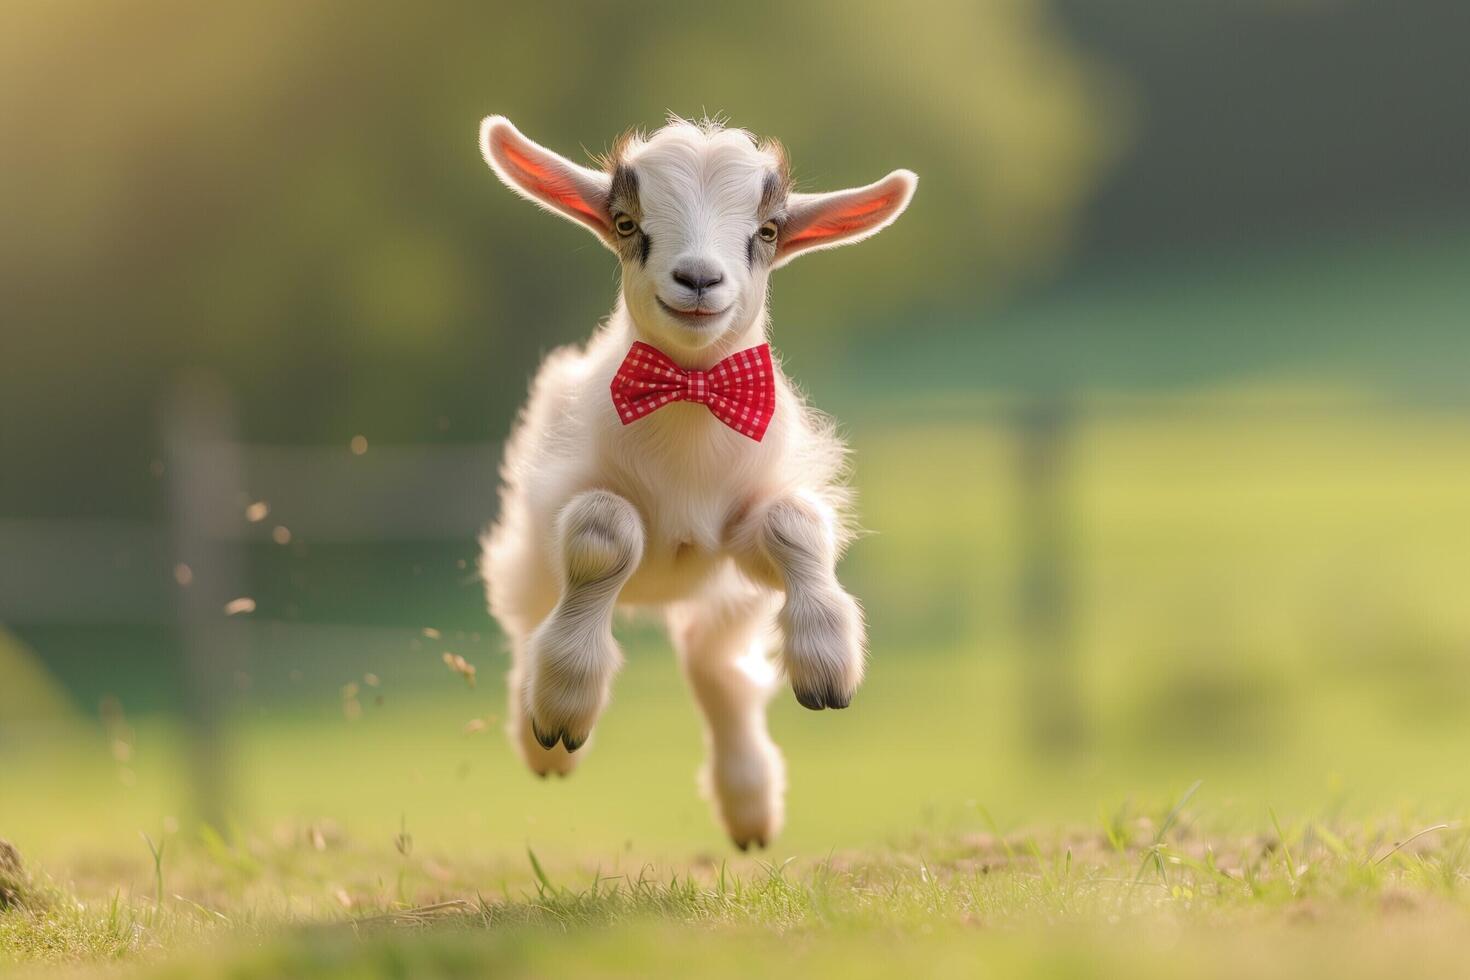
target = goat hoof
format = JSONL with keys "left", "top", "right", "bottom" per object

{"left": 794, "top": 682, "right": 853, "bottom": 711}
{"left": 561, "top": 732, "right": 585, "bottom": 753}
{"left": 793, "top": 686, "right": 827, "bottom": 711}
{"left": 531, "top": 719, "right": 560, "bottom": 750}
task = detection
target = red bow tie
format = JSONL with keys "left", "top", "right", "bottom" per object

{"left": 610, "top": 341, "right": 776, "bottom": 442}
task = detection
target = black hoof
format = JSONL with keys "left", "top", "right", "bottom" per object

{"left": 794, "top": 683, "right": 854, "bottom": 710}
{"left": 531, "top": 719, "right": 559, "bottom": 749}
{"left": 793, "top": 686, "right": 827, "bottom": 711}
{"left": 735, "top": 839, "right": 750, "bottom": 852}
{"left": 561, "top": 733, "right": 585, "bottom": 753}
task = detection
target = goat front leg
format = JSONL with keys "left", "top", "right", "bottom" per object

{"left": 732, "top": 495, "right": 865, "bottom": 710}
{"left": 525, "top": 490, "right": 644, "bottom": 751}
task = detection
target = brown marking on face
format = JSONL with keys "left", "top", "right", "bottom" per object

{"left": 749, "top": 139, "right": 792, "bottom": 267}
{"left": 758, "top": 138, "right": 792, "bottom": 221}
{"left": 606, "top": 164, "right": 648, "bottom": 264}
{"left": 608, "top": 163, "right": 640, "bottom": 218}
{"left": 604, "top": 141, "right": 646, "bottom": 263}
{"left": 594, "top": 129, "right": 646, "bottom": 259}
{"left": 594, "top": 127, "right": 640, "bottom": 174}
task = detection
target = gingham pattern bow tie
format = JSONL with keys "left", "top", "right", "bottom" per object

{"left": 610, "top": 341, "right": 776, "bottom": 442}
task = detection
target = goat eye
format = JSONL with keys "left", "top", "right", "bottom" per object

{"left": 757, "top": 220, "right": 779, "bottom": 243}
{"left": 613, "top": 214, "right": 638, "bottom": 237}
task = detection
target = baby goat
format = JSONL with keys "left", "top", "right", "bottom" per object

{"left": 477, "top": 115, "right": 916, "bottom": 848}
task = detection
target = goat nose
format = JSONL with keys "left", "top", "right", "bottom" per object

{"left": 671, "top": 262, "right": 724, "bottom": 292}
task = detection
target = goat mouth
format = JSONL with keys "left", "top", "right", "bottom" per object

{"left": 657, "top": 297, "right": 731, "bottom": 324}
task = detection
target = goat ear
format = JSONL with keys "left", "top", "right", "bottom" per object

{"left": 480, "top": 116, "right": 612, "bottom": 238}
{"left": 774, "top": 169, "right": 917, "bottom": 268}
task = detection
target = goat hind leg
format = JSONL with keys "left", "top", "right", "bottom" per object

{"left": 668, "top": 584, "right": 785, "bottom": 849}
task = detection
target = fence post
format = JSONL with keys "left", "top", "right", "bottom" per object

{"left": 1013, "top": 392, "right": 1084, "bottom": 754}
{"left": 163, "top": 373, "right": 247, "bottom": 830}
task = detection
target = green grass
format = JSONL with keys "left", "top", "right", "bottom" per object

{"left": 4, "top": 806, "right": 1470, "bottom": 977}
{"left": 5, "top": 390, "right": 1470, "bottom": 976}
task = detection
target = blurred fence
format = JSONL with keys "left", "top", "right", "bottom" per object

{"left": 0, "top": 411, "right": 502, "bottom": 627}
{"left": 1, "top": 377, "right": 506, "bottom": 823}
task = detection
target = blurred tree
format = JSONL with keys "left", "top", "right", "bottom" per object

{"left": 1056, "top": 0, "right": 1470, "bottom": 253}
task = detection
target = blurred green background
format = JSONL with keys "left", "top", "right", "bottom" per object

{"left": 3, "top": 0, "right": 1469, "bottom": 864}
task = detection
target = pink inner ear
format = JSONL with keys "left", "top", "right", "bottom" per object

{"left": 498, "top": 137, "right": 603, "bottom": 225}
{"left": 787, "top": 191, "right": 899, "bottom": 244}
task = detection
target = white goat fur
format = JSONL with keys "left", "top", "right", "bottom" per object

{"left": 477, "top": 115, "right": 916, "bottom": 848}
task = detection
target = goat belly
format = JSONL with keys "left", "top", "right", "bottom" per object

{"left": 616, "top": 539, "right": 724, "bottom": 605}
